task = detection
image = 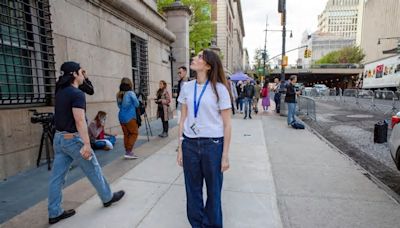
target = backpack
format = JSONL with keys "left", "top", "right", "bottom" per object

{"left": 261, "top": 88, "right": 268, "bottom": 97}
{"left": 291, "top": 121, "right": 305, "bottom": 129}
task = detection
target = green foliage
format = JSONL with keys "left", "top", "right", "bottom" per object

{"left": 157, "top": 0, "right": 214, "bottom": 54}
{"left": 315, "top": 46, "right": 365, "bottom": 64}
{"left": 252, "top": 48, "right": 269, "bottom": 76}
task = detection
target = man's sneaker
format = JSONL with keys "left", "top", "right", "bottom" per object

{"left": 104, "top": 190, "right": 125, "bottom": 207}
{"left": 249, "top": 115, "right": 252, "bottom": 119}
{"left": 158, "top": 132, "right": 168, "bottom": 138}
{"left": 124, "top": 152, "right": 138, "bottom": 159}
{"left": 49, "top": 209, "right": 76, "bottom": 224}
{"left": 243, "top": 116, "right": 247, "bottom": 119}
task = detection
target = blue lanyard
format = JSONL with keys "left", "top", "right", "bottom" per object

{"left": 194, "top": 80, "right": 209, "bottom": 118}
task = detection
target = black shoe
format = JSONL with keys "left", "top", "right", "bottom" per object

{"left": 104, "top": 190, "right": 125, "bottom": 207}
{"left": 249, "top": 115, "right": 252, "bottom": 119}
{"left": 49, "top": 209, "right": 76, "bottom": 224}
{"left": 244, "top": 116, "right": 247, "bottom": 119}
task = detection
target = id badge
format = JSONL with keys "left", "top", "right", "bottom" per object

{"left": 190, "top": 122, "right": 200, "bottom": 135}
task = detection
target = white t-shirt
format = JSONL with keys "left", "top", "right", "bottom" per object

{"left": 178, "top": 80, "right": 231, "bottom": 138}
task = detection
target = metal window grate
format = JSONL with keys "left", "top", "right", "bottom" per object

{"left": 131, "top": 34, "right": 149, "bottom": 97}
{"left": 0, "top": 0, "right": 55, "bottom": 106}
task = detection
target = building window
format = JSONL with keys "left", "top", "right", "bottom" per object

{"left": 130, "top": 34, "right": 149, "bottom": 96}
{"left": 0, "top": 0, "right": 55, "bottom": 106}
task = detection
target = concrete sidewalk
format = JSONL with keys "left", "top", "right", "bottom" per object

{"left": 4, "top": 112, "right": 400, "bottom": 228}
{"left": 263, "top": 114, "right": 400, "bottom": 228}
{"left": 50, "top": 118, "right": 282, "bottom": 228}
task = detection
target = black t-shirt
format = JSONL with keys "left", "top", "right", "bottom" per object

{"left": 55, "top": 86, "right": 86, "bottom": 133}
{"left": 285, "top": 84, "right": 296, "bottom": 103}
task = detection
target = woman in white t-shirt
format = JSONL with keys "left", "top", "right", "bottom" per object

{"left": 177, "top": 49, "right": 232, "bottom": 228}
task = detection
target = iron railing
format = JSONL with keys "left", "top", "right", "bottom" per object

{"left": 131, "top": 34, "right": 149, "bottom": 97}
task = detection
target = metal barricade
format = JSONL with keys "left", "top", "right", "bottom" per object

{"left": 342, "top": 89, "right": 358, "bottom": 105}
{"left": 374, "top": 90, "right": 398, "bottom": 115}
{"left": 298, "top": 96, "right": 317, "bottom": 121}
{"left": 357, "top": 89, "right": 378, "bottom": 111}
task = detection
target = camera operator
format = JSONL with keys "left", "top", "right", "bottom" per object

{"left": 48, "top": 61, "right": 124, "bottom": 224}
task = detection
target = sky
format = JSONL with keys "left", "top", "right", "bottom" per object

{"left": 242, "top": 0, "right": 328, "bottom": 67}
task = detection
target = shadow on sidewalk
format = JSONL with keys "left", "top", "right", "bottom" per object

{"left": 0, "top": 118, "right": 177, "bottom": 224}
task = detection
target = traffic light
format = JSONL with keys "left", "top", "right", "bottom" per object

{"left": 304, "top": 49, "right": 312, "bottom": 58}
{"left": 282, "top": 55, "right": 288, "bottom": 67}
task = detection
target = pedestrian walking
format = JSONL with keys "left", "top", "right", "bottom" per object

{"left": 236, "top": 80, "right": 244, "bottom": 113}
{"left": 285, "top": 75, "right": 300, "bottom": 125}
{"left": 176, "top": 66, "right": 188, "bottom": 119}
{"left": 88, "top": 111, "right": 116, "bottom": 150}
{"left": 273, "top": 78, "right": 281, "bottom": 113}
{"left": 177, "top": 49, "right": 232, "bottom": 228}
{"left": 155, "top": 80, "right": 172, "bottom": 138}
{"left": 243, "top": 79, "right": 255, "bottom": 119}
{"left": 253, "top": 80, "right": 261, "bottom": 114}
{"left": 227, "top": 77, "right": 238, "bottom": 115}
{"left": 48, "top": 61, "right": 124, "bottom": 225}
{"left": 261, "top": 80, "right": 270, "bottom": 112}
{"left": 117, "top": 77, "right": 140, "bottom": 159}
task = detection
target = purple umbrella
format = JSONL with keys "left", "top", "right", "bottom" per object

{"left": 229, "top": 72, "right": 254, "bottom": 82}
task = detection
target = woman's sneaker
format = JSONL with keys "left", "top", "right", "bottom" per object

{"left": 124, "top": 151, "right": 138, "bottom": 159}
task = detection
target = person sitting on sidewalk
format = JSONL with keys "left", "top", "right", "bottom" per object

{"left": 49, "top": 61, "right": 124, "bottom": 225}
{"left": 88, "top": 111, "right": 116, "bottom": 150}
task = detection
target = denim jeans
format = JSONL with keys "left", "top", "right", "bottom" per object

{"left": 274, "top": 93, "right": 281, "bottom": 113}
{"left": 48, "top": 132, "right": 113, "bottom": 218}
{"left": 287, "top": 102, "right": 296, "bottom": 125}
{"left": 182, "top": 136, "right": 224, "bottom": 228}
{"left": 93, "top": 135, "right": 116, "bottom": 150}
{"left": 244, "top": 97, "right": 253, "bottom": 117}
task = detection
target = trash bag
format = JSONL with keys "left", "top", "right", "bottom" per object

{"left": 374, "top": 120, "right": 388, "bottom": 143}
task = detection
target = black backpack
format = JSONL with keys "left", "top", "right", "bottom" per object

{"left": 291, "top": 121, "right": 305, "bottom": 129}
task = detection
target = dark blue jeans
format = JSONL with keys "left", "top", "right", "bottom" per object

{"left": 182, "top": 136, "right": 224, "bottom": 228}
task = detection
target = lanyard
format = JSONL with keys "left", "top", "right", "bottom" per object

{"left": 194, "top": 80, "right": 209, "bottom": 118}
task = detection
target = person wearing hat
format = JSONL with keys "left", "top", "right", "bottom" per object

{"left": 57, "top": 62, "right": 94, "bottom": 95}
{"left": 48, "top": 61, "right": 125, "bottom": 224}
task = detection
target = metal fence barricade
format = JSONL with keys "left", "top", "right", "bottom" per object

{"left": 298, "top": 96, "right": 317, "bottom": 121}
{"left": 374, "top": 90, "right": 398, "bottom": 115}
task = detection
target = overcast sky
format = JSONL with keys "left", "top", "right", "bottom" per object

{"left": 242, "top": 0, "right": 328, "bottom": 66}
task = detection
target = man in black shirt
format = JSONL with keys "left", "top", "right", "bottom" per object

{"left": 243, "top": 80, "right": 255, "bottom": 119}
{"left": 285, "top": 75, "right": 300, "bottom": 126}
{"left": 48, "top": 61, "right": 124, "bottom": 225}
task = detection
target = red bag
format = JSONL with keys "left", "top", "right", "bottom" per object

{"left": 261, "top": 88, "right": 268, "bottom": 97}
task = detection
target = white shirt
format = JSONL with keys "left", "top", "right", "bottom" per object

{"left": 178, "top": 80, "right": 231, "bottom": 138}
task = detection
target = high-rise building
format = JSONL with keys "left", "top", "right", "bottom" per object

{"left": 359, "top": 0, "right": 400, "bottom": 63}
{"left": 318, "top": 0, "right": 361, "bottom": 42}
{"left": 298, "top": 31, "right": 355, "bottom": 68}
{"left": 210, "top": 0, "right": 245, "bottom": 74}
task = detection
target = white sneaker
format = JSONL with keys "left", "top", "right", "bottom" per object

{"left": 124, "top": 152, "right": 138, "bottom": 159}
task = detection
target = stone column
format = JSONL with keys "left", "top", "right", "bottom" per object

{"left": 163, "top": 1, "right": 191, "bottom": 87}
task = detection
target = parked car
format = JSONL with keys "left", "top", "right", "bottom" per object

{"left": 389, "top": 121, "right": 400, "bottom": 170}
{"left": 313, "top": 84, "right": 329, "bottom": 95}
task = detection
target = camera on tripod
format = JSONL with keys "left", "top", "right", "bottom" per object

{"left": 29, "top": 109, "right": 55, "bottom": 170}
{"left": 29, "top": 109, "right": 54, "bottom": 124}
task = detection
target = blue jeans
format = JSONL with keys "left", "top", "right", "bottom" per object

{"left": 182, "top": 136, "right": 224, "bottom": 228}
{"left": 244, "top": 97, "right": 252, "bottom": 117}
{"left": 236, "top": 98, "right": 243, "bottom": 112}
{"left": 48, "top": 132, "right": 113, "bottom": 218}
{"left": 287, "top": 102, "right": 296, "bottom": 125}
{"left": 274, "top": 93, "right": 281, "bottom": 113}
{"left": 93, "top": 135, "right": 116, "bottom": 150}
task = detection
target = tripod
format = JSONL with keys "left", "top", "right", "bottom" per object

{"left": 36, "top": 121, "right": 54, "bottom": 170}
{"left": 138, "top": 93, "right": 153, "bottom": 141}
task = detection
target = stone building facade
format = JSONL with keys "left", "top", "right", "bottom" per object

{"left": 0, "top": 0, "right": 182, "bottom": 179}
{"left": 210, "top": 0, "right": 244, "bottom": 75}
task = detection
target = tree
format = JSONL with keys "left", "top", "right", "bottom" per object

{"left": 157, "top": 0, "right": 214, "bottom": 54}
{"left": 315, "top": 46, "right": 365, "bottom": 64}
{"left": 252, "top": 48, "right": 269, "bottom": 78}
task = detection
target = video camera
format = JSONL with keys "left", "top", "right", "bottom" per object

{"left": 29, "top": 109, "right": 54, "bottom": 124}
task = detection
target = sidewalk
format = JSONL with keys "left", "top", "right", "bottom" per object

{"left": 50, "top": 117, "right": 282, "bottom": 228}
{"left": 263, "top": 113, "right": 400, "bottom": 228}
{"left": 3, "top": 112, "right": 400, "bottom": 228}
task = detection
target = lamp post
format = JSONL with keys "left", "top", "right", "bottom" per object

{"left": 280, "top": 0, "right": 287, "bottom": 82}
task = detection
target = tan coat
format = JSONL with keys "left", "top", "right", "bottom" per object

{"left": 157, "top": 89, "right": 173, "bottom": 120}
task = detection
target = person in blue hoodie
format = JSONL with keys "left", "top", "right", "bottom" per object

{"left": 116, "top": 77, "right": 139, "bottom": 159}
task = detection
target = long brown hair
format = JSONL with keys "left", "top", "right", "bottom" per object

{"left": 117, "top": 77, "right": 133, "bottom": 103}
{"left": 201, "top": 49, "right": 231, "bottom": 101}
{"left": 156, "top": 80, "right": 167, "bottom": 97}
{"left": 94, "top": 111, "right": 107, "bottom": 122}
